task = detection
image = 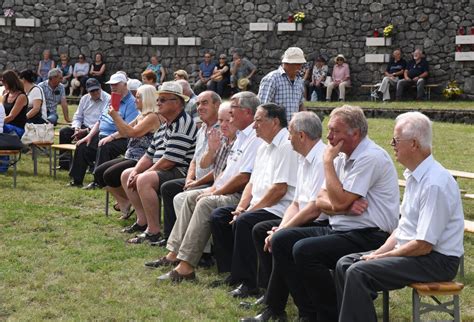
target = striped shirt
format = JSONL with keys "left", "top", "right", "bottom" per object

{"left": 258, "top": 65, "right": 305, "bottom": 121}
{"left": 146, "top": 110, "right": 198, "bottom": 175}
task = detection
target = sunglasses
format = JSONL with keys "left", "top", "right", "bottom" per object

{"left": 157, "top": 98, "right": 178, "bottom": 104}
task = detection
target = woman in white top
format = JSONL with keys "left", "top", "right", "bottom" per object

{"left": 19, "top": 69, "right": 47, "bottom": 124}
{"left": 0, "top": 101, "right": 5, "bottom": 133}
{"left": 72, "top": 54, "right": 90, "bottom": 96}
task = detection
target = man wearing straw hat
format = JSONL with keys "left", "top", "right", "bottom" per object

{"left": 258, "top": 47, "right": 306, "bottom": 121}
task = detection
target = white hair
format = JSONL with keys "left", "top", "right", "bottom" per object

{"left": 395, "top": 112, "right": 432, "bottom": 150}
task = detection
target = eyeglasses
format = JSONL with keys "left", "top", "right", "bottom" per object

{"left": 390, "top": 137, "right": 412, "bottom": 146}
{"left": 157, "top": 98, "right": 178, "bottom": 104}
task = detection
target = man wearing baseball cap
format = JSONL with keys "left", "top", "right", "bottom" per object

{"left": 58, "top": 78, "right": 110, "bottom": 169}
{"left": 121, "top": 81, "right": 197, "bottom": 245}
{"left": 258, "top": 47, "right": 307, "bottom": 121}
{"left": 68, "top": 73, "right": 138, "bottom": 188}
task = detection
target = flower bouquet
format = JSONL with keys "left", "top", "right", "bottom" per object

{"left": 443, "top": 81, "right": 463, "bottom": 100}
{"left": 383, "top": 24, "right": 394, "bottom": 37}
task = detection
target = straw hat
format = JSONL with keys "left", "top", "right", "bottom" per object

{"left": 334, "top": 54, "right": 346, "bottom": 63}
{"left": 281, "top": 47, "right": 306, "bottom": 64}
{"left": 156, "top": 81, "right": 189, "bottom": 102}
{"left": 237, "top": 78, "right": 250, "bottom": 90}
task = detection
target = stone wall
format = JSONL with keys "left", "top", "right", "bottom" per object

{"left": 1, "top": 0, "right": 473, "bottom": 99}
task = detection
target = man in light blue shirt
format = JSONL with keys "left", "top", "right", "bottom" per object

{"left": 68, "top": 73, "right": 138, "bottom": 188}
{"left": 58, "top": 78, "right": 110, "bottom": 169}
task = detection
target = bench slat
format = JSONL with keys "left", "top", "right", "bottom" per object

{"left": 410, "top": 281, "right": 464, "bottom": 296}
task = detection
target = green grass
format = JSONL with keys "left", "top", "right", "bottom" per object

{"left": 306, "top": 100, "right": 474, "bottom": 110}
{"left": 0, "top": 117, "right": 473, "bottom": 320}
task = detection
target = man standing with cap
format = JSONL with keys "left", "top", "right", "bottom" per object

{"left": 258, "top": 47, "right": 306, "bottom": 121}
{"left": 58, "top": 78, "right": 110, "bottom": 169}
{"left": 68, "top": 72, "right": 138, "bottom": 188}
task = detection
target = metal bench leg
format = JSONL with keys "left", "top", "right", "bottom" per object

{"left": 454, "top": 294, "right": 460, "bottom": 322}
{"left": 32, "top": 145, "right": 38, "bottom": 176}
{"left": 48, "top": 146, "right": 52, "bottom": 176}
{"left": 105, "top": 190, "right": 109, "bottom": 216}
{"left": 12, "top": 153, "right": 17, "bottom": 188}
{"left": 382, "top": 290, "right": 389, "bottom": 322}
{"left": 412, "top": 289, "right": 421, "bottom": 322}
{"left": 53, "top": 148, "right": 57, "bottom": 179}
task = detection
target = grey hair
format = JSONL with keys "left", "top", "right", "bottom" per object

{"left": 395, "top": 112, "right": 432, "bottom": 150}
{"left": 290, "top": 111, "right": 322, "bottom": 140}
{"left": 329, "top": 105, "right": 368, "bottom": 138}
{"left": 48, "top": 68, "right": 63, "bottom": 79}
{"left": 231, "top": 91, "right": 260, "bottom": 115}
{"left": 199, "top": 90, "right": 222, "bottom": 105}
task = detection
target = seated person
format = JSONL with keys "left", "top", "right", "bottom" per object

{"left": 38, "top": 68, "right": 70, "bottom": 125}
{"left": 145, "top": 55, "right": 166, "bottom": 85}
{"left": 147, "top": 92, "right": 262, "bottom": 282}
{"left": 375, "top": 49, "right": 406, "bottom": 102}
{"left": 57, "top": 54, "right": 73, "bottom": 95}
{"left": 309, "top": 56, "right": 328, "bottom": 101}
{"left": 173, "top": 69, "right": 189, "bottom": 81}
{"left": 0, "top": 100, "right": 5, "bottom": 132}
{"left": 89, "top": 52, "right": 106, "bottom": 88}
{"left": 193, "top": 52, "right": 216, "bottom": 94}
{"left": 210, "top": 103, "right": 298, "bottom": 298}
{"left": 68, "top": 73, "right": 138, "bottom": 188}
{"left": 230, "top": 51, "right": 257, "bottom": 92}
{"left": 71, "top": 54, "right": 90, "bottom": 96}
{"left": 326, "top": 54, "right": 350, "bottom": 101}
{"left": 127, "top": 79, "right": 142, "bottom": 97}
{"left": 37, "top": 49, "right": 55, "bottom": 83}
{"left": 208, "top": 54, "right": 230, "bottom": 98}
{"left": 141, "top": 69, "right": 158, "bottom": 88}
{"left": 19, "top": 69, "right": 47, "bottom": 124}
{"left": 58, "top": 78, "right": 110, "bottom": 169}
{"left": 176, "top": 79, "right": 198, "bottom": 121}
{"left": 396, "top": 49, "right": 429, "bottom": 101}
{"left": 336, "top": 112, "right": 464, "bottom": 322}
{"left": 121, "top": 81, "right": 197, "bottom": 244}
{"left": 160, "top": 90, "right": 221, "bottom": 242}
{"left": 2, "top": 70, "right": 28, "bottom": 137}
{"left": 94, "top": 84, "right": 160, "bottom": 219}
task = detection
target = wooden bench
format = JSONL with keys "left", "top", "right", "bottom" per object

{"left": 0, "top": 150, "right": 21, "bottom": 188}
{"left": 361, "top": 83, "right": 439, "bottom": 101}
{"left": 51, "top": 144, "right": 76, "bottom": 179}
{"left": 31, "top": 142, "right": 53, "bottom": 176}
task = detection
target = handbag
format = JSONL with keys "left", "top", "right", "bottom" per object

{"left": 21, "top": 123, "right": 54, "bottom": 145}
{"left": 0, "top": 132, "right": 23, "bottom": 150}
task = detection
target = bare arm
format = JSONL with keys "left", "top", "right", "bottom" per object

{"left": 246, "top": 183, "right": 287, "bottom": 213}
{"left": 281, "top": 201, "right": 321, "bottom": 228}
{"left": 4, "top": 94, "right": 27, "bottom": 123}
{"left": 213, "top": 172, "right": 251, "bottom": 196}
{"left": 363, "top": 232, "right": 433, "bottom": 260}
{"left": 26, "top": 98, "right": 42, "bottom": 120}
{"left": 60, "top": 97, "right": 70, "bottom": 122}
{"left": 109, "top": 110, "right": 160, "bottom": 138}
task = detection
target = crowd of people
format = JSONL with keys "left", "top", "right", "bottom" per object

{"left": 0, "top": 46, "right": 461, "bottom": 322}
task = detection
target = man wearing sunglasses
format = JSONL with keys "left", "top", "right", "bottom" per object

{"left": 58, "top": 78, "right": 110, "bottom": 170}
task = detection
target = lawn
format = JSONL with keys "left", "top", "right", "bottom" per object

{"left": 306, "top": 100, "right": 474, "bottom": 110}
{"left": 0, "top": 116, "right": 473, "bottom": 321}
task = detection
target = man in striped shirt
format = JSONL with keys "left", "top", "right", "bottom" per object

{"left": 121, "top": 82, "right": 198, "bottom": 245}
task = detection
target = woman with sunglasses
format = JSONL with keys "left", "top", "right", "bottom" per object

{"left": 71, "top": 54, "right": 90, "bottom": 96}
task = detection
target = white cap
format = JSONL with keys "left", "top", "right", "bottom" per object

{"left": 281, "top": 47, "right": 306, "bottom": 64}
{"left": 106, "top": 73, "right": 128, "bottom": 84}
{"left": 127, "top": 79, "right": 142, "bottom": 91}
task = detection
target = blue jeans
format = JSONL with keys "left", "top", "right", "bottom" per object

{"left": 3, "top": 124, "right": 25, "bottom": 137}
{"left": 47, "top": 112, "right": 58, "bottom": 126}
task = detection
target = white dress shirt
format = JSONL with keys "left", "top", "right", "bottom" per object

{"left": 72, "top": 90, "right": 110, "bottom": 129}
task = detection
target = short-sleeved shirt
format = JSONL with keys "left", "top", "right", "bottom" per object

{"left": 214, "top": 122, "right": 263, "bottom": 190}
{"left": 194, "top": 121, "right": 219, "bottom": 179}
{"left": 294, "top": 140, "right": 328, "bottom": 221}
{"left": 73, "top": 62, "right": 90, "bottom": 77}
{"left": 26, "top": 85, "right": 47, "bottom": 121}
{"left": 230, "top": 58, "right": 256, "bottom": 80}
{"left": 396, "top": 155, "right": 464, "bottom": 257}
{"left": 38, "top": 81, "right": 66, "bottom": 116}
{"left": 249, "top": 128, "right": 298, "bottom": 217}
{"left": 146, "top": 110, "right": 198, "bottom": 175}
{"left": 199, "top": 61, "right": 216, "bottom": 78}
{"left": 258, "top": 66, "right": 305, "bottom": 121}
{"left": 98, "top": 91, "right": 137, "bottom": 136}
{"left": 324, "top": 137, "right": 400, "bottom": 233}
{"left": 312, "top": 65, "right": 329, "bottom": 83}
{"left": 72, "top": 90, "right": 110, "bottom": 129}
{"left": 185, "top": 94, "right": 198, "bottom": 121}
{"left": 0, "top": 104, "right": 5, "bottom": 132}
{"left": 146, "top": 63, "right": 162, "bottom": 81}
{"left": 386, "top": 58, "right": 407, "bottom": 79}
{"left": 406, "top": 59, "right": 429, "bottom": 79}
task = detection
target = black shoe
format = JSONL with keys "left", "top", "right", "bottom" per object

{"left": 67, "top": 181, "right": 82, "bottom": 188}
{"left": 239, "top": 307, "right": 287, "bottom": 322}
{"left": 144, "top": 256, "right": 179, "bottom": 268}
{"left": 239, "top": 295, "right": 265, "bottom": 309}
{"left": 56, "top": 165, "right": 69, "bottom": 171}
{"left": 121, "top": 222, "right": 147, "bottom": 233}
{"left": 149, "top": 237, "right": 167, "bottom": 247}
{"left": 197, "top": 253, "right": 214, "bottom": 268}
{"left": 209, "top": 274, "right": 237, "bottom": 288}
{"left": 82, "top": 182, "right": 99, "bottom": 190}
{"left": 229, "top": 283, "right": 260, "bottom": 298}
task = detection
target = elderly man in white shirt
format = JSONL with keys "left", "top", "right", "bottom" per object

{"left": 210, "top": 103, "right": 299, "bottom": 299}
{"left": 241, "top": 105, "right": 400, "bottom": 322}
{"left": 335, "top": 111, "right": 464, "bottom": 322}
{"left": 148, "top": 92, "right": 263, "bottom": 283}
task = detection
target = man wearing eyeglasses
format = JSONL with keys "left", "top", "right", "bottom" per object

{"left": 335, "top": 112, "right": 464, "bottom": 322}
{"left": 193, "top": 52, "right": 216, "bottom": 95}
{"left": 38, "top": 68, "right": 71, "bottom": 125}
{"left": 58, "top": 78, "right": 110, "bottom": 170}
{"left": 121, "top": 81, "right": 198, "bottom": 246}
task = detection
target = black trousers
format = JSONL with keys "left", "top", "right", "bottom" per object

{"left": 252, "top": 219, "right": 281, "bottom": 289}
{"left": 69, "top": 133, "right": 127, "bottom": 185}
{"left": 210, "top": 206, "right": 280, "bottom": 288}
{"left": 94, "top": 157, "right": 137, "bottom": 188}
{"left": 58, "top": 125, "right": 86, "bottom": 169}
{"left": 266, "top": 226, "right": 389, "bottom": 321}
{"left": 160, "top": 178, "right": 186, "bottom": 238}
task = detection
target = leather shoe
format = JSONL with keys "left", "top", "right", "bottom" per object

{"left": 229, "top": 283, "right": 260, "bottom": 298}
{"left": 149, "top": 237, "right": 167, "bottom": 247}
{"left": 66, "top": 181, "right": 82, "bottom": 188}
{"left": 82, "top": 182, "right": 100, "bottom": 190}
{"left": 209, "top": 274, "right": 238, "bottom": 288}
{"left": 240, "top": 295, "right": 265, "bottom": 309}
{"left": 157, "top": 269, "right": 196, "bottom": 283}
{"left": 144, "top": 256, "right": 179, "bottom": 268}
{"left": 121, "top": 222, "right": 147, "bottom": 233}
{"left": 197, "top": 253, "right": 214, "bottom": 268}
{"left": 239, "top": 307, "right": 287, "bottom": 322}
